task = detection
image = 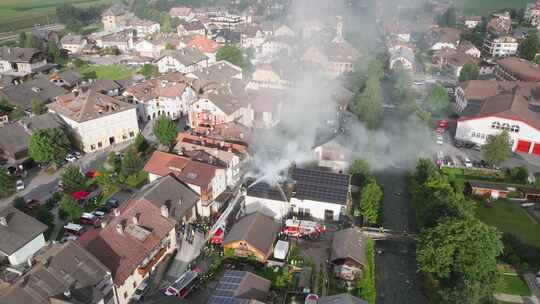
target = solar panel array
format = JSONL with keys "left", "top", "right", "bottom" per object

{"left": 246, "top": 181, "right": 288, "bottom": 202}
{"left": 292, "top": 168, "right": 350, "bottom": 204}
{"left": 207, "top": 271, "right": 250, "bottom": 304}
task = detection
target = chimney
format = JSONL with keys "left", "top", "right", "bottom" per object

{"left": 132, "top": 214, "right": 139, "bottom": 225}
{"left": 113, "top": 208, "right": 120, "bottom": 216}
{"left": 116, "top": 223, "right": 124, "bottom": 234}
{"left": 160, "top": 205, "right": 169, "bottom": 218}
{"left": 0, "top": 216, "right": 7, "bottom": 226}
{"left": 100, "top": 221, "right": 108, "bottom": 228}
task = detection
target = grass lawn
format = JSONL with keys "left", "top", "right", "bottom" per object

{"left": 456, "top": 0, "right": 528, "bottom": 16}
{"left": 476, "top": 200, "right": 540, "bottom": 249}
{"left": 497, "top": 270, "right": 531, "bottom": 296}
{"left": 0, "top": 0, "right": 120, "bottom": 32}
{"left": 442, "top": 167, "right": 511, "bottom": 184}
{"left": 78, "top": 65, "right": 134, "bottom": 80}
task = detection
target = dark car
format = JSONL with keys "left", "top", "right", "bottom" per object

{"left": 106, "top": 198, "right": 119, "bottom": 208}
{"left": 96, "top": 205, "right": 113, "bottom": 213}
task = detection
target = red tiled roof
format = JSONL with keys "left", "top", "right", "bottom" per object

{"left": 144, "top": 151, "right": 218, "bottom": 187}
{"left": 187, "top": 35, "right": 218, "bottom": 54}
{"left": 77, "top": 198, "right": 175, "bottom": 285}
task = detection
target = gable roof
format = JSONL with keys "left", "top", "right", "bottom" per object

{"left": 331, "top": 228, "right": 366, "bottom": 265}
{"left": 208, "top": 270, "right": 271, "bottom": 304}
{"left": 19, "top": 112, "right": 66, "bottom": 132}
{"left": 60, "top": 34, "right": 84, "bottom": 45}
{"left": 169, "top": 6, "right": 193, "bottom": 17}
{"left": 497, "top": 57, "right": 540, "bottom": 82}
{"left": 0, "top": 124, "right": 31, "bottom": 156}
{"left": 48, "top": 89, "right": 136, "bottom": 123}
{"left": 223, "top": 212, "right": 280, "bottom": 255}
{"left": 77, "top": 197, "right": 176, "bottom": 285}
{"left": 0, "top": 47, "right": 42, "bottom": 63}
{"left": 158, "top": 48, "right": 208, "bottom": 66}
{"left": 291, "top": 167, "right": 350, "bottom": 205}
{"left": 187, "top": 35, "right": 219, "bottom": 53}
{"left": 0, "top": 206, "right": 47, "bottom": 255}
{"left": 0, "top": 241, "right": 111, "bottom": 304}
{"left": 0, "top": 76, "right": 67, "bottom": 110}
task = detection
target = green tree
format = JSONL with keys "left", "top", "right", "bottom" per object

{"left": 357, "top": 238, "right": 376, "bottom": 304}
{"left": 275, "top": 267, "right": 293, "bottom": 290}
{"left": 153, "top": 116, "right": 177, "bottom": 148}
{"left": 34, "top": 205, "right": 55, "bottom": 230}
{"left": 392, "top": 69, "right": 417, "bottom": 114}
{"left": 95, "top": 169, "right": 114, "bottom": 193}
{"left": 47, "top": 41, "right": 65, "bottom": 66}
{"left": 415, "top": 158, "right": 439, "bottom": 185}
{"left": 61, "top": 165, "right": 86, "bottom": 192}
{"left": 24, "top": 34, "right": 42, "bottom": 49}
{"left": 216, "top": 45, "right": 251, "bottom": 72}
{"left": 82, "top": 70, "right": 97, "bottom": 80}
{"left": 31, "top": 99, "right": 46, "bottom": 115}
{"left": 121, "top": 148, "right": 142, "bottom": 177}
{"left": 59, "top": 194, "right": 83, "bottom": 222}
{"left": 165, "top": 42, "right": 175, "bottom": 50}
{"left": 28, "top": 128, "right": 70, "bottom": 165}
{"left": 438, "top": 6, "right": 457, "bottom": 27}
{"left": 483, "top": 131, "right": 511, "bottom": 166}
{"left": 133, "top": 133, "right": 149, "bottom": 153}
{"left": 424, "top": 84, "right": 450, "bottom": 113}
{"left": 9, "top": 106, "right": 25, "bottom": 120}
{"left": 161, "top": 14, "right": 173, "bottom": 32}
{"left": 349, "top": 159, "right": 372, "bottom": 185}
{"left": 519, "top": 30, "right": 540, "bottom": 60}
{"left": 508, "top": 166, "right": 529, "bottom": 184}
{"left": 417, "top": 218, "right": 503, "bottom": 302}
{"left": 0, "top": 168, "right": 14, "bottom": 198}
{"left": 458, "top": 62, "right": 479, "bottom": 82}
{"left": 361, "top": 178, "right": 383, "bottom": 225}
{"left": 107, "top": 152, "right": 122, "bottom": 173}
{"left": 139, "top": 64, "right": 158, "bottom": 77}
{"left": 351, "top": 76, "right": 383, "bottom": 129}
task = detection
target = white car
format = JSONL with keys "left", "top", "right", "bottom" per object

{"left": 16, "top": 180, "right": 24, "bottom": 191}
{"left": 92, "top": 210, "right": 106, "bottom": 219}
{"left": 65, "top": 154, "right": 77, "bottom": 162}
{"left": 132, "top": 282, "right": 149, "bottom": 301}
{"left": 464, "top": 158, "right": 472, "bottom": 168}
{"left": 436, "top": 135, "right": 443, "bottom": 145}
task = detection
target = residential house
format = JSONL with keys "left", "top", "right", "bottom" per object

{"left": 248, "top": 88, "right": 283, "bottom": 129}
{"left": 31, "top": 28, "right": 59, "bottom": 47}
{"left": 0, "top": 241, "right": 116, "bottom": 304}
{"left": 135, "top": 33, "right": 185, "bottom": 59}
{"left": 301, "top": 17, "right": 360, "bottom": 78}
{"left": 526, "top": 2, "right": 540, "bottom": 28}
{"left": 0, "top": 113, "right": 65, "bottom": 164}
{"left": 169, "top": 6, "right": 195, "bottom": 21}
{"left": 487, "top": 12, "right": 512, "bottom": 35}
{"left": 274, "top": 24, "right": 295, "bottom": 38}
{"left": 318, "top": 294, "right": 368, "bottom": 304}
{"left": 98, "top": 29, "right": 135, "bottom": 53}
{"left": 90, "top": 79, "right": 123, "bottom": 96}
{"left": 483, "top": 36, "right": 518, "bottom": 57}
{"left": 127, "top": 17, "right": 161, "bottom": 37}
{"left": 49, "top": 69, "right": 83, "bottom": 89}
{"left": 156, "top": 48, "right": 209, "bottom": 74}
{"left": 313, "top": 138, "right": 352, "bottom": 173}
{"left": 444, "top": 51, "right": 478, "bottom": 78}
{"left": 189, "top": 88, "right": 252, "bottom": 128}
{"left": 464, "top": 16, "right": 482, "bottom": 29}
{"left": 0, "top": 76, "right": 67, "bottom": 111}
{"left": 144, "top": 151, "right": 227, "bottom": 217}
{"left": 495, "top": 57, "right": 540, "bottom": 81}
{"left": 101, "top": 3, "right": 132, "bottom": 31}
{"left": 189, "top": 60, "right": 243, "bottom": 84}
{"left": 175, "top": 132, "right": 247, "bottom": 187}
{"left": 207, "top": 271, "right": 271, "bottom": 304}
{"left": 0, "top": 206, "right": 47, "bottom": 266}
{"left": 389, "top": 47, "right": 415, "bottom": 71}
{"left": 47, "top": 89, "right": 139, "bottom": 153}
{"left": 222, "top": 212, "right": 281, "bottom": 262}
{"left": 457, "top": 40, "right": 482, "bottom": 58}
{"left": 425, "top": 27, "right": 461, "bottom": 50}
{"left": 60, "top": 34, "right": 87, "bottom": 54}
{"left": 177, "top": 19, "right": 206, "bottom": 36}
{"left": 249, "top": 62, "right": 293, "bottom": 89}
{"left": 187, "top": 35, "right": 219, "bottom": 63}
{"left": 78, "top": 192, "right": 177, "bottom": 304}
{"left": 240, "top": 25, "right": 267, "bottom": 51}
{"left": 260, "top": 35, "right": 294, "bottom": 60}
{"left": 0, "top": 47, "right": 51, "bottom": 77}
{"left": 331, "top": 228, "right": 366, "bottom": 281}
{"left": 455, "top": 80, "right": 540, "bottom": 155}
{"left": 123, "top": 74, "right": 196, "bottom": 121}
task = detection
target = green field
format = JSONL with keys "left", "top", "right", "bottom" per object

{"left": 0, "top": 0, "right": 119, "bottom": 32}
{"left": 456, "top": 0, "right": 528, "bottom": 16}
{"left": 78, "top": 65, "right": 135, "bottom": 81}
{"left": 497, "top": 270, "right": 531, "bottom": 296}
{"left": 476, "top": 200, "right": 540, "bottom": 249}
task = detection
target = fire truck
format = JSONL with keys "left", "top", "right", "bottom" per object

{"left": 283, "top": 219, "right": 325, "bottom": 239}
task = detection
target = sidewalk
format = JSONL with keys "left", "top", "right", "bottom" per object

{"left": 165, "top": 231, "right": 205, "bottom": 282}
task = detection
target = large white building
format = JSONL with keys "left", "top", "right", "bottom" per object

{"left": 455, "top": 80, "right": 540, "bottom": 155}
{"left": 48, "top": 89, "right": 139, "bottom": 153}
{"left": 156, "top": 48, "right": 209, "bottom": 74}
{"left": 0, "top": 206, "right": 47, "bottom": 266}
{"left": 483, "top": 36, "right": 518, "bottom": 57}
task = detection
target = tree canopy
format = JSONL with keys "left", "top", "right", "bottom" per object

{"left": 392, "top": 70, "right": 417, "bottom": 115}
{"left": 153, "top": 116, "right": 177, "bottom": 148}
{"left": 361, "top": 178, "right": 383, "bottom": 225}
{"left": 351, "top": 76, "right": 384, "bottom": 129}
{"left": 59, "top": 194, "right": 83, "bottom": 222}
{"left": 0, "top": 169, "right": 14, "bottom": 198}
{"left": 28, "top": 128, "right": 70, "bottom": 165}
{"left": 424, "top": 84, "right": 450, "bottom": 113}
{"left": 31, "top": 99, "right": 46, "bottom": 115}
{"left": 61, "top": 165, "right": 86, "bottom": 192}
{"left": 483, "top": 131, "right": 511, "bottom": 166}
{"left": 519, "top": 30, "right": 540, "bottom": 61}
{"left": 216, "top": 45, "right": 251, "bottom": 72}
{"left": 458, "top": 63, "right": 479, "bottom": 82}
{"left": 139, "top": 64, "right": 158, "bottom": 77}
{"left": 438, "top": 5, "right": 457, "bottom": 27}
{"left": 134, "top": 133, "right": 149, "bottom": 153}
{"left": 121, "top": 148, "right": 142, "bottom": 177}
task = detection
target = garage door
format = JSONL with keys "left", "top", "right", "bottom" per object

{"left": 533, "top": 143, "right": 540, "bottom": 156}
{"left": 516, "top": 140, "right": 532, "bottom": 153}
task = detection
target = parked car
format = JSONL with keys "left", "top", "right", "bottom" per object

{"left": 106, "top": 198, "right": 119, "bottom": 208}
{"left": 132, "top": 282, "right": 149, "bottom": 301}
{"left": 473, "top": 144, "right": 482, "bottom": 151}
{"left": 72, "top": 150, "right": 82, "bottom": 158}
{"left": 438, "top": 119, "right": 449, "bottom": 129}
{"left": 16, "top": 180, "right": 24, "bottom": 191}
{"left": 464, "top": 158, "right": 472, "bottom": 168}
{"left": 436, "top": 135, "right": 443, "bottom": 145}
{"left": 64, "top": 223, "right": 86, "bottom": 236}
{"left": 80, "top": 212, "right": 101, "bottom": 227}
{"left": 65, "top": 154, "right": 77, "bottom": 162}
{"left": 92, "top": 210, "right": 106, "bottom": 219}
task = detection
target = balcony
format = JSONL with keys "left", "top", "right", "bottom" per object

{"left": 137, "top": 247, "right": 167, "bottom": 276}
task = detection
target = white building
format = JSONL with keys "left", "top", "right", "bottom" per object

{"left": 60, "top": 34, "right": 87, "bottom": 54}
{"left": 0, "top": 47, "right": 50, "bottom": 77}
{"left": 48, "top": 89, "right": 139, "bottom": 153}
{"left": 0, "top": 206, "right": 47, "bottom": 266}
{"left": 169, "top": 6, "right": 195, "bottom": 21}
{"left": 188, "top": 91, "right": 253, "bottom": 129}
{"left": 156, "top": 48, "right": 208, "bottom": 73}
{"left": 464, "top": 16, "right": 482, "bottom": 29}
{"left": 128, "top": 18, "right": 161, "bottom": 37}
{"left": 313, "top": 138, "right": 352, "bottom": 173}
{"left": 483, "top": 36, "right": 518, "bottom": 57}
{"left": 455, "top": 80, "right": 540, "bottom": 155}
{"left": 526, "top": 2, "right": 540, "bottom": 28}
{"left": 123, "top": 75, "right": 197, "bottom": 121}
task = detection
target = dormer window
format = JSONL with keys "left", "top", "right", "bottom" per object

{"left": 502, "top": 123, "right": 510, "bottom": 131}
{"left": 511, "top": 125, "right": 520, "bottom": 132}
{"left": 491, "top": 121, "right": 501, "bottom": 129}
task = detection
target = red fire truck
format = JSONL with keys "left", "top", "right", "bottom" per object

{"left": 283, "top": 219, "right": 325, "bottom": 239}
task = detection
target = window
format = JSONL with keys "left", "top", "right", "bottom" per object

{"left": 502, "top": 123, "right": 510, "bottom": 131}
{"left": 129, "top": 131, "right": 135, "bottom": 137}
{"left": 511, "top": 125, "right": 520, "bottom": 132}
{"left": 124, "top": 292, "right": 128, "bottom": 299}
{"left": 133, "top": 282, "right": 137, "bottom": 288}
{"left": 98, "top": 141, "right": 102, "bottom": 148}
{"left": 122, "top": 134, "right": 127, "bottom": 140}
{"left": 491, "top": 121, "right": 501, "bottom": 129}
{"left": 91, "top": 144, "right": 96, "bottom": 150}
{"left": 471, "top": 132, "right": 476, "bottom": 137}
